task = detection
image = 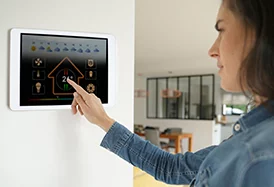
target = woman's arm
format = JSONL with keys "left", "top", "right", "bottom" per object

{"left": 100, "top": 122, "right": 217, "bottom": 185}
{"left": 66, "top": 79, "right": 217, "bottom": 184}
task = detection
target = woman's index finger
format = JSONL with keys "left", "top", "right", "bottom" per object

{"left": 67, "top": 79, "right": 89, "bottom": 99}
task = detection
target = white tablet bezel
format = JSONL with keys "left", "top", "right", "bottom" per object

{"left": 9, "top": 28, "right": 116, "bottom": 111}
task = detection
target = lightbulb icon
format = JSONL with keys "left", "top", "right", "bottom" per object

{"left": 36, "top": 82, "right": 41, "bottom": 93}
{"left": 89, "top": 71, "right": 93, "bottom": 77}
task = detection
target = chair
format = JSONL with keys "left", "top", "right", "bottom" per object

{"left": 164, "top": 128, "right": 183, "bottom": 153}
{"left": 144, "top": 128, "right": 169, "bottom": 150}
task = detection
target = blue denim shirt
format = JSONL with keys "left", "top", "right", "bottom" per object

{"left": 100, "top": 102, "right": 274, "bottom": 186}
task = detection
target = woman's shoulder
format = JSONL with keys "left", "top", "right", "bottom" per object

{"left": 205, "top": 119, "right": 274, "bottom": 167}
{"left": 241, "top": 116, "right": 274, "bottom": 158}
{"left": 236, "top": 118, "right": 274, "bottom": 187}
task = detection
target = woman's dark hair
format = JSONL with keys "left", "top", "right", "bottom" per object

{"left": 224, "top": 0, "right": 274, "bottom": 113}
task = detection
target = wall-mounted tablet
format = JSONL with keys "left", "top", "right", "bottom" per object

{"left": 10, "top": 28, "right": 116, "bottom": 110}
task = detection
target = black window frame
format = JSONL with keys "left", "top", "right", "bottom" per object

{"left": 146, "top": 74, "right": 215, "bottom": 120}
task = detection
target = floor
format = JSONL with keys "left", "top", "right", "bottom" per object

{"left": 134, "top": 167, "right": 189, "bottom": 187}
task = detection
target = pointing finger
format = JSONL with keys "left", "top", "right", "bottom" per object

{"left": 67, "top": 79, "right": 89, "bottom": 100}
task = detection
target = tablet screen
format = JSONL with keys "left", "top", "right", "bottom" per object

{"left": 20, "top": 34, "right": 108, "bottom": 106}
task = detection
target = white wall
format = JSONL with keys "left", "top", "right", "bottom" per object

{"left": 0, "top": 1, "right": 134, "bottom": 187}
{"left": 134, "top": 75, "right": 215, "bottom": 152}
{"left": 135, "top": 0, "right": 221, "bottom": 74}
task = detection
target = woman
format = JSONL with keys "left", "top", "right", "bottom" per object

{"left": 67, "top": 0, "right": 274, "bottom": 186}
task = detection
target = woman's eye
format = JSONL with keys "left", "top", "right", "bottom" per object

{"left": 217, "top": 28, "right": 224, "bottom": 32}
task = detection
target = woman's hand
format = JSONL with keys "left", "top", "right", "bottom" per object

{"left": 67, "top": 79, "right": 115, "bottom": 132}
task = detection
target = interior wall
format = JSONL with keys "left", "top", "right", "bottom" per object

{"left": 0, "top": 0, "right": 135, "bottom": 187}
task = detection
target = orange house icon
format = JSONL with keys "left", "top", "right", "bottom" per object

{"left": 48, "top": 57, "right": 84, "bottom": 95}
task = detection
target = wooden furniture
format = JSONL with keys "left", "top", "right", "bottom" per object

{"left": 135, "top": 132, "right": 193, "bottom": 153}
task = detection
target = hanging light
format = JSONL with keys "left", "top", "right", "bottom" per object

{"left": 134, "top": 72, "right": 149, "bottom": 98}
{"left": 161, "top": 89, "right": 181, "bottom": 98}
{"left": 134, "top": 89, "right": 149, "bottom": 97}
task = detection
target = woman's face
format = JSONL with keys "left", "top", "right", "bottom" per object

{"left": 208, "top": 4, "right": 253, "bottom": 92}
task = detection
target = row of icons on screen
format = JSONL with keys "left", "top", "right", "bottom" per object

{"left": 32, "top": 82, "right": 96, "bottom": 95}
{"left": 31, "top": 46, "right": 100, "bottom": 53}
{"left": 33, "top": 58, "right": 97, "bottom": 69}
{"left": 30, "top": 41, "right": 100, "bottom": 53}
{"left": 32, "top": 70, "right": 97, "bottom": 81}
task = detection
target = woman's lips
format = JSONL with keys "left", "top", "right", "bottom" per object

{"left": 217, "top": 64, "right": 224, "bottom": 74}
{"left": 217, "top": 64, "right": 223, "bottom": 69}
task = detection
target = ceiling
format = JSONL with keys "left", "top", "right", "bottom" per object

{"left": 135, "top": 0, "right": 221, "bottom": 77}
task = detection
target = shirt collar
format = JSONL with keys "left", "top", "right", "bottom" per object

{"left": 233, "top": 100, "right": 274, "bottom": 135}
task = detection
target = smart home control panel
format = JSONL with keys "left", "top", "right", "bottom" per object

{"left": 10, "top": 28, "right": 116, "bottom": 110}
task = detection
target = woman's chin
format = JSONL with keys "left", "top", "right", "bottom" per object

{"left": 220, "top": 79, "right": 242, "bottom": 93}
{"left": 218, "top": 68, "right": 223, "bottom": 75}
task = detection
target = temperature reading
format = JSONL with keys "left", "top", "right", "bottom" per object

{"left": 56, "top": 68, "right": 76, "bottom": 92}
{"left": 62, "top": 76, "right": 73, "bottom": 82}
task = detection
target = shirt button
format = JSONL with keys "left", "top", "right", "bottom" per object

{"left": 234, "top": 123, "right": 241, "bottom": 131}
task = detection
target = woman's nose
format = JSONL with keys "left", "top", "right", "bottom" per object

{"left": 208, "top": 39, "right": 219, "bottom": 59}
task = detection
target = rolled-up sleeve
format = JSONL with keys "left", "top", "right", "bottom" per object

{"left": 100, "top": 122, "right": 132, "bottom": 154}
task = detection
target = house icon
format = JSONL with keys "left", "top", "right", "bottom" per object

{"left": 48, "top": 57, "right": 84, "bottom": 95}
